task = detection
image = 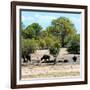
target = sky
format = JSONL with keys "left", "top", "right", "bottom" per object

{"left": 21, "top": 10, "right": 81, "bottom": 34}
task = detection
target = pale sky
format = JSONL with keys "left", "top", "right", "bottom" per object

{"left": 21, "top": 10, "right": 81, "bottom": 34}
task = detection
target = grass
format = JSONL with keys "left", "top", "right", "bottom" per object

{"left": 22, "top": 71, "right": 80, "bottom": 79}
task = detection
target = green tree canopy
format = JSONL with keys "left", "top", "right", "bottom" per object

{"left": 67, "top": 34, "right": 80, "bottom": 54}
{"left": 21, "top": 17, "right": 80, "bottom": 58}
{"left": 21, "top": 38, "right": 39, "bottom": 56}
{"left": 22, "top": 23, "right": 42, "bottom": 39}
{"left": 49, "top": 17, "right": 77, "bottom": 47}
{"left": 67, "top": 40, "right": 80, "bottom": 54}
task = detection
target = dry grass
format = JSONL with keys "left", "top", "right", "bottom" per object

{"left": 21, "top": 48, "right": 80, "bottom": 80}
{"left": 21, "top": 64, "right": 80, "bottom": 80}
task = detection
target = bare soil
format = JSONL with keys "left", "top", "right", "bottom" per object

{"left": 21, "top": 48, "right": 80, "bottom": 80}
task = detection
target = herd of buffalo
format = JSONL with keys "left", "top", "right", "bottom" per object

{"left": 22, "top": 54, "right": 77, "bottom": 65}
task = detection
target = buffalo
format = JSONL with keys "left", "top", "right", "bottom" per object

{"left": 22, "top": 54, "right": 31, "bottom": 63}
{"left": 72, "top": 56, "right": 77, "bottom": 62}
{"left": 41, "top": 55, "right": 56, "bottom": 64}
{"left": 41, "top": 55, "right": 50, "bottom": 61}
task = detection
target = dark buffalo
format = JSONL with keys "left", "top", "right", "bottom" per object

{"left": 22, "top": 54, "right": 31, "bottom": 63}
{"left": 58, "top": 60, "right": 63, "bottom": 63}
{"left": 41, "top": 55, "right": 56, "bottom": 64}
{"left": 41, "top": 55, "right": 50, "bottom": 61}
{"left": 72, "top": 56, "right": 77, "bottom": 62}
{"left": 22, "top": 55, "right": 26, "bottom": 63}
{"left": 63, "top": 59, "right": 68, "bottom": 63}
{"left": 26, "top": 55, "right": 31, "bottom": 62}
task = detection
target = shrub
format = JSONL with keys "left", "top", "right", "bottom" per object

{"left": 67, "top": 40, "right": 80, "bottom": 54}
{"left": 38, "top": 39, "right": 46, "bottom": 49}
{"left": 49, "top": 41, "right": 60, "bottom": 57}
{"left": 21, "top": 39, "right": 38, "bottom": 57}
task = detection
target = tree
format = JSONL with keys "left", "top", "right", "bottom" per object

{"left": 67, "top": 34, "right": 80, "bottom": 54}
{"left": 71, "top": 34, "right": 80, "bottom": 42}
{"left": 49, "top": 40, "right": 60, "bottom": 57}
{"left": 21, "top": 39, "right": 39, "bottom": 62}
{"left": 39, "top": 29, "right": 61, "bottom": 49}
{"left": 38, "top": 38, "right": 46, "bottom": 49}
{"left": 67, "top": 40, "right": 80, "bottom": 54}
{"left": 44, "top": 36, "right": 54, "bottom": 49}
{"left": 51, "top": 17, "right": 76, "bottom": 47}
{"left": 22, "top": 23, "right": 42, "bottom": 39}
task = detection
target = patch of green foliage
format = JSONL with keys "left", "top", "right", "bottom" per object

{"left": 21, "top": 17, "right": 80, "bottom": 57}
{"left": 67, "top": 35, "right": 80, "bottom": 54}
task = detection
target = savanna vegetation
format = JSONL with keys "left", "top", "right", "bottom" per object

{"left": 21, "top": 17, "right": 80, "bottom": 59}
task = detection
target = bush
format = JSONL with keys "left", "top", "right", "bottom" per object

{"left": 38, "top": 39, "right": 46, "bottom": 49}
{"left": 49, "top": 41, "right": 60, "bottom": 57}
{"left": 67, "top": 40, "right": 80, "bottom": 54}
{"left": 49, "top": 47, "right": 60, "bottom": 57}
{"left": 21, "top": 39, "right": 38, "bottom": 57}
{"left": 44, "top": 36, "right": 54, "bottom": 48}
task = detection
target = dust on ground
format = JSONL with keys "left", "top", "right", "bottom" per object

{"left": 21, "top": 48, "right": 80, "bottom": 80}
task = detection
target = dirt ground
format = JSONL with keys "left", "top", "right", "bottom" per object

{"left": 21, "top": 64, "right": 80, "bottom": 80}
{"left": 21, "top": 48, "right": 80, "bottom": 80}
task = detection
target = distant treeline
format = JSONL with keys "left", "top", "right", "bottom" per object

{"left": 21, "top": 17, "right": 80, "bottom": 57}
